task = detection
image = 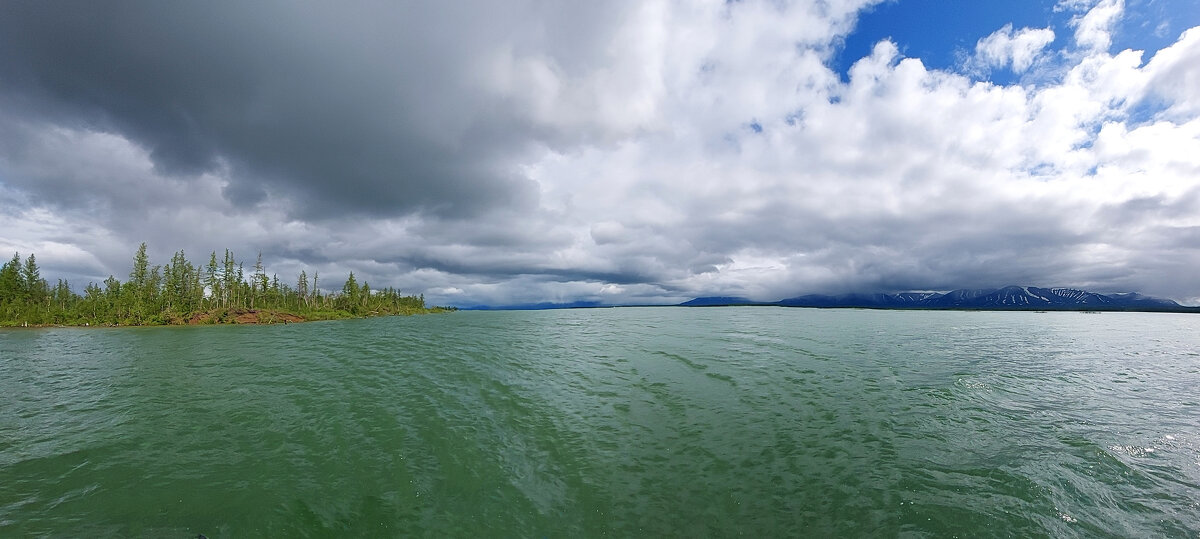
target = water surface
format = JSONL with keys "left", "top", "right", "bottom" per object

{"left": 2, "top": 308, "right": 1198, "bottom": 536}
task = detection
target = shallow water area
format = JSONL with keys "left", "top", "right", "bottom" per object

{"left": 2, "top": 308, "right": 1198, "bottom": 536}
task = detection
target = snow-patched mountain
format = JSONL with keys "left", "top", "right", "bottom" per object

{"left": 776, "top": 292, "right": 938, "bottom": 308}
{"left": 928, "top": 288, "right": 992, "bottom": 306}
{"left": 939, "top": 286, "right": 1114, "bottom": 307}
{"left": 760, "top": 286, "right": 1186, "bottom": 310}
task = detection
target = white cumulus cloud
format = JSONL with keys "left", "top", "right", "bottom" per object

{"left": 973, "top": 24, "right": 1057, "bottom": 73}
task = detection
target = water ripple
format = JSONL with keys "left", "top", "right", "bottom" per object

{"left": 1, "top": 309, "right": 1198, "bottom": 536}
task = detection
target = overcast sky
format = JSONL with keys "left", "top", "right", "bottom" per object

{"left": 1, "top": 0, "right": 1198, "bottom": 306}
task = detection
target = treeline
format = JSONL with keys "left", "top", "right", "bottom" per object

{"left": 0, "top": 243, "right": 433, "bottom": 326}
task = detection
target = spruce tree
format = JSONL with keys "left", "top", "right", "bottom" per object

{"left": 252, "top": 253, "right": 266, "bottom": 308}
{"left": 22, "top": 254, "right": 47, "bottom": 305}
{"left": 0, "top": 253, "right": 22, "bottom": 304}
{"left": 342, "top": 272, "right": 360, "bottom": 313}
{"left": 205, "top": 252, "right": 220, "bottom": 308}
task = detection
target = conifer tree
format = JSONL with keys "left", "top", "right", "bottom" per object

{"left": 189, "top": 263, "right": 203, "bottom": 311}
{"left": 236, "top": 263, "right": 246, "bottom": 309}
{"left": 297, "top": 270, "right": 309, "bottom": 307}
{"left": 342, "top": 271, "right": 359, "bottom": 312}
{"left": 22, "top": 254, "right": 47, "bottom": 305}
{"left": 222, "top": 249, "right": 236, "bottom": 308}
{"left": 129, "top": 243, "right": 149, "bottom": 292}
{"left": 252, "top": 253, "right": 266, "bottom": 308}
{"left": 205, "top": 252, "right": 220, "bottom": 308}
{"left": 147, "top": 265, "right": 162, "bottom": 317}
{"left": 103, "top": 275, "right": 121, "bottom": 320}
{"left": 0, "top": 253, "right": 23, "bottom": 304}
{"left": 125, "top": 243, "right": 151, "bottom": 320}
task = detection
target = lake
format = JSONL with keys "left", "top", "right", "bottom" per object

{"left": 2, "top": 307, "right": 1198, "bottom": 536}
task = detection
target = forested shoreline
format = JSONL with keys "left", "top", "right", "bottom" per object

{"left": 0, "top": 243, "right": 444, "bottom": 327}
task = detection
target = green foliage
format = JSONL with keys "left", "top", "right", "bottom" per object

{"left": 0, "top": 253, "right": 25, "bottom": 304}
{"left": 0, "top": 252, "right": 52, "bottom": 325}
{"left": 0, "top": 244, "right": 432, "bottom": 327}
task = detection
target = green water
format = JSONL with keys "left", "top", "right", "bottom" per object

{"left": 2, "top": 308, "right": 1198, "bottom": 537}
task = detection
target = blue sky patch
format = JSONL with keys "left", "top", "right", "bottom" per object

{"left": 834, "top": 0, "right": 1200, "bottom": 85}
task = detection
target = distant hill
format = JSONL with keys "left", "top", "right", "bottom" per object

{"left": 683, "top": 286, "right": 1193, "bottom": 312}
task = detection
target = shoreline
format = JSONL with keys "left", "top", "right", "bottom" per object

{"left": 0, "top": 307, "right": 454, "bottom": 329}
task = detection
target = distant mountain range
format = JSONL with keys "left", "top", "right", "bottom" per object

{"left": 458, "top": 300, "right": 604, "bottom": 311}
{"left": 681, "top": 286, "right": 1194, "bottom": 312}
{"left": 455, "top": 286, "right": 1192, "bottom": 312}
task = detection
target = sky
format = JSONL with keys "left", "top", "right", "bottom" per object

{"left": 1, "top": 0, "right": 1199, "bottom": 307}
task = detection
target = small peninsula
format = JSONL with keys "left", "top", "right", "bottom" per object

{"left": 0, "top": 244, "right": 448, "bottom": 328}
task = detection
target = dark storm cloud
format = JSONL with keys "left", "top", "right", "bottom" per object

{"left": 0, "top": 1, "right": 624, "bottom": 218}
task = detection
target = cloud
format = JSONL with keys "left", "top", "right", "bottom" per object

{"left": 1142, "top": 27, "right": 1200, "bottom": 118}
{"left": 972, "top": 24, "right": 1057, "bottom": 73}
{"left": 1064, "top": 0, "right": 1124, "bottom": 51}
{"left": 0, "top": 0, "right": 1198, "bottom": 306}
{"left": 0, "top": 1, "right": 629, "bottom": 219}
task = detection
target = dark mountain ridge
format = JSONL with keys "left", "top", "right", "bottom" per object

{"left": 686, "top": 286, "right": 1192, "bottom": 312}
